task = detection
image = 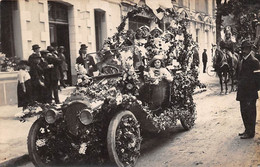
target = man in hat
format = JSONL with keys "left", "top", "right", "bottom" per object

{"left": 202, "top": 49, "right": 208, "bottom": 73}
{"left": 76, "top": 44, "right": 97, "bottom": 76}
{"left": 237, "top": 39, "right": 260, "bottom": 139}
{"left": 51, "top": 42, "right": 59, "bottom": 56}
{"left": 139, "top": 25, "right": 150, "bottom": 39}
{"left": 28, "top": 44, "right": 41, "bottom": 66}
{"left": 44, "top": 46, "right": 62, "bottom": 104}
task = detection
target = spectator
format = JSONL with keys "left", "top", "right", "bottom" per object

{"left": 45, "top": 46, "right": 62, "bottom": 104}
{"left": 28, "top": 53, "right": 45, "bottom": 103}
{"left": 236, "top": 40, "right": 260, "bottom": 139}
{"left": 58, "top": 46, "right": 68, "bottom": 88}
{"left": 17, "top": 60, "right": 32, "bottom": 109}
{"left": 28, "top": 44, "right": 41, "bottom": 66}
{"left": 76, "top": 44, "right": 97, "bottom": 76}
{"left": 202, "top": 49, "right": 208, "bottom": 73}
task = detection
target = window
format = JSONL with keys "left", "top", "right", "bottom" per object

{"left": 0, "top": 0, "right": 16, "bottom": 57}
{"left": 48, "top": 2, "right": 68, "bottom": 23}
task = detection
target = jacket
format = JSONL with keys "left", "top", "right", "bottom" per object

{"left": 236, "top": 53, "right": 260, "bottom": 101}
{"left": 44, "top": 53, "right": 62, "bottom": 81}
{"left": 202, "top": 52, "right": 207, "bottom": 63}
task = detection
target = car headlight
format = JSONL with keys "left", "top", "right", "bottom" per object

{"left": 78, "top": 109, "right": 93, "bottom": 125}
{"left": 45, "top": 109, "right": 62, "bottom": 124}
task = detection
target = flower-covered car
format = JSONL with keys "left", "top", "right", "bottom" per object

{"left": 20, "top": 5, "right": 205, "bottom": 167}
{"left": 25, "top": 61, "right": 200, "bottom": 167}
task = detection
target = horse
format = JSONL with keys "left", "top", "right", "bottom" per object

{"left": 213, "top": 48, "right": 238, "bottom": 94}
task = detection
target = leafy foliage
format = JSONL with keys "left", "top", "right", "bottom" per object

{"left": 218, "top": 0, "right": 260, "bottom": 42}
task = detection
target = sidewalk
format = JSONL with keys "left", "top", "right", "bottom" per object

{"left": 0, "top": 87, "right": 75, "bottom": 164}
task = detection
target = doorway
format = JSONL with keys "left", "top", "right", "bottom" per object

{"left": 48, "top": 2, "right": 71, "bottom": 85}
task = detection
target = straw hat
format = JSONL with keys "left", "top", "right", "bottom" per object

{"left": 149, "top": 54, "right": 164, "bottom": 67}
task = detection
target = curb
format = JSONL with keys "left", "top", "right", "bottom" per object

{"left": 0, "top": 154, "right": 30, "bottom": 167}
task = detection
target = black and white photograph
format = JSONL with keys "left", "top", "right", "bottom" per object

{"left": 0, "top": 0, "right": 260, "bottom": 166}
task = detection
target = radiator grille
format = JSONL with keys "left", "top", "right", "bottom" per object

{"left": 64, "top": 102, "right": 88, "bottom": 136}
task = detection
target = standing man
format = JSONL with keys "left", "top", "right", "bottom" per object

{"left": 58, "top": 46, "right": 68, "bottom": 88}
{"left": 28, "top": 44, "right": 41, "bottom": 65}
{"left": 76, "top": 44, "right": 97, "bottom": 76}
{"left": 202, "top": 49, "right": 208, "bottom": 73}
{"left": 237, "top": 40, "right": 260, "bottom": 139}
{"left": 45, "top": 46, "right": 62, "bottom": 104}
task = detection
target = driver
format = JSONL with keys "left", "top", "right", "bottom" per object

{"left": 148, "top": 55, "right": 173, "bottom": 84}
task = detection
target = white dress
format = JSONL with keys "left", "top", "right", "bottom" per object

{"left": 149, "top": 67, "right": 173, "bottom": 82}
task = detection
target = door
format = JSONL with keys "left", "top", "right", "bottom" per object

{"left": 48, "top": 2, "right": 71, "bottom": 85}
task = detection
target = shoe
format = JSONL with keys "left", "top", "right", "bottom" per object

{"left": 238, "top": 131, "right": 246, "bottom": 136}
{"left": 240, "top": 133, "right": 254, "bottom": 139}
{"left": 62, "top": 83, "right": 67, "bottom": 88}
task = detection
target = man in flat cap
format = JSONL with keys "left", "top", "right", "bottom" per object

{"left": 76, "top": 44, "right": 97, "bottom": 76}
{"left": 237, "top": 39, "right": 260, "bottom": 139}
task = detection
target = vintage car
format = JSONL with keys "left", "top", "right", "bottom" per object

{"left": 26, "top": 61, "right": 197, "bottom": 167}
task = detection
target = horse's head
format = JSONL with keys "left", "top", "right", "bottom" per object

{"left": 214, "top": 48, "right": 229, "bottom": 69}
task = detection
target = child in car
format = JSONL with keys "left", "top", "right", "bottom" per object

{"left": 148, "top": 55, "right": 173, "bottom": 84}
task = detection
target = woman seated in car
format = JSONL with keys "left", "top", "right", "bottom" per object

{"left": 148, "top": 55, "right": 173, "bottom": 84}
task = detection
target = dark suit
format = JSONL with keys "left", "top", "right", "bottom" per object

{"left": 44, "top": 53, "right": 62, "bottom": 103}
{"left": 29, "top": 63, "right": 45, "bottom": 103}
{"left": 236, "top": 52, "right": 260, "bottom": 136}
{"left": 202, "top": 51, "right": 207, "bottom": 73}
{"left": 76, "top": 54, "right": 97, "bottom": 76}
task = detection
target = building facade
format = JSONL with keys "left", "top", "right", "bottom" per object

{"left": 0, "top": 0, "right": 216, "bottom": 105}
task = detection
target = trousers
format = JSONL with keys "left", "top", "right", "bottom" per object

{"left": 240, "top": 100, "right": 257, "bottom": 135}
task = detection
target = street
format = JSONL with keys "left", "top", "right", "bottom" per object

{"left": 1, "top": 73, "right": 260, "bottom": 167}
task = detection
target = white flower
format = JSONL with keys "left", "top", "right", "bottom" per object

{"left": 137, "top": 100, "right": 142, "bottom": 105}
{"left": 78, "top": 64, "right": 87, "bottom": 74}
{"left": 40, "top": 128, "right": 45, "bottom": 134}
{"left": 36, "top": 139, "right": 46, "bottom": 147}
{"left": 75, "top": 64, "right": 79, "bottom": 72}
{"left": 23, "top": 108, "right": 30, "bottom": 114}
{"left": 35, "top": 107, "right": 42, "bottom": 113}
{"left": 77, "top": 78, "right": 83, "bottom": 84}
{"left": 116, "top": 94, "right": 123, "bottom": 105}
{"left": 153, "top": 79, "right": 159, "bottom": 85}
{"left": 79, "top": 143, "right": 88, "bottom": 154}
{"left": 15, "top": 112, "right": 25, "bottom": 118}
{"left": 126, "top": 83, "right": 133, "bottom": 90}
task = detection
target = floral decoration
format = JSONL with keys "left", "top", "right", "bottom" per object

{"left": 0, "top": 53, "right": 20, "bottom": 72}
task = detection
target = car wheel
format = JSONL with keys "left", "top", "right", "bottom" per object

{"left": 107, "top": 110, "right": 142, "bottom": 167}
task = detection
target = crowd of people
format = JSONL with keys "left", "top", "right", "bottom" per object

{"left": 17, "top": 43, "right": 68, "bottom": 110}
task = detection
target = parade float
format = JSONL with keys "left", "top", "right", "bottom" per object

{"left": 16, "top": 4, "right": 204, "bottom": 167}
